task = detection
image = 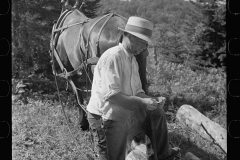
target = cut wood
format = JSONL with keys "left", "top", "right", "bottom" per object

{"left": 126, "top": 144, "right": 147, "bottom": 160}
{"left": 176, "top": 105, "right": 227, "bottom": 154}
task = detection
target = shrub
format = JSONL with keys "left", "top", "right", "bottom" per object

{"left": 147, "top": 51, "right": 226, "bottom": 128}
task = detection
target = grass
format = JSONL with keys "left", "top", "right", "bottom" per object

{"left": 147, "top": 51, "right": 226, "bottom": 130}
{"left": 12, "top": 52, "right": 227, "bottom": 159}
{"left": 167, "top": 121, "right": 226, "bottom": 160}
{"left": 12, "top": 95, "right": 97, "bottom": 160}
{"left": 12, "top": 94, "right": 226, "bottom": 160}
{"left": 146, "top": 51, "right": 227, "bottom": 160}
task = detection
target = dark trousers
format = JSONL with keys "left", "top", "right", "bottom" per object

{"left": 87, "top": 112, "right": 107, "bottom": 160}
{"left": 87, "top": 107, "right": 170, "bottom": 160}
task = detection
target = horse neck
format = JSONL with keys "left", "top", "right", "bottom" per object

{"left": 75, "top": 9, "right": 89, "bottom": 20}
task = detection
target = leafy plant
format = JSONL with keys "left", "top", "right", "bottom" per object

{"left": 147, "top": 51, "right": 226, "bottom": 128}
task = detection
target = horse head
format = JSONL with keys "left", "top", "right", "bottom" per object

{"left": 61, "top": 0, "right": 84, "bottom": 12}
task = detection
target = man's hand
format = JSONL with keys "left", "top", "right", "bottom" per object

{"left": 143, "top": 97, "right": 166, "bottom": 110}
{"left": 153, "top": 97, "right": 166, "bottom": 108}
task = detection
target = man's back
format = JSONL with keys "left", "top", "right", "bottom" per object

{"left": 87, "top": 43, "right": 144, "bottom": 121}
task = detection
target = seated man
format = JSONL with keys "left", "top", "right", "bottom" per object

{"left": 87, "top": 16, "right": 180, "bottom": 160}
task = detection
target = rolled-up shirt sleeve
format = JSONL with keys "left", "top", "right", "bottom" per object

{"left": 101, "top": 54, "right": 122, "bottom": 101}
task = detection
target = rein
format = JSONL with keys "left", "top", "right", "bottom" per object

{"left": 49, "top": 9, "right": 123, "bottom": 158}
{"left": 50, "top": 11, "right": 126, "bottom": 97}
{"left": 50, "top": 9, "right": 128, "bottom": 158}
{"left": 50, "top": 9, "right": 98, "bottom": 158}
{"left": 51, "top": 45, "right": 83, "bottom": 150}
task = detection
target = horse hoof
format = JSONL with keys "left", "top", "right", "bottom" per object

{"left": 80, "top": 124, "right": 89, "bottom": 131}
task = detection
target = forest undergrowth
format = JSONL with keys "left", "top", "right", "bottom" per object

{"left": 12, "top": 52, "right": 226, "bottom": 160}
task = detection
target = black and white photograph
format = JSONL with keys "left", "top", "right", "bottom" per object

{"left": 12, "top": 0, "right": 227, "bottom": 159}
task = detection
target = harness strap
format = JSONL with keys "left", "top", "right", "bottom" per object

{"left": 85, "top": 13, "right": 112, "bottom": 53}
{"left": 50, "top": 23, "right": 66, "bottom": 77}
{"left": 53, "top": 48, "right": 65, "bottom": 72}
{"left": 114, "top": 13, "right": 128, "bottom": 21}
{"left": 52, "top": 48, "right": 98, "bottom": 80}
{"left": 56, "top": 9, "right": 72, "bottom": 29}
{"left": 53, "top": 21, "right": 89, "bottom": 33}
{"left": 50, "top": 9, "right": 98, "bottom": 158}
{"left": 51, "top": 9, "right": 90, "bottom": 79}
{"left": 52, "top": 13, "right": 125, "bottom": 80}
{"left": 53, "top": 10, "right": 75, "bottom": 50}
{"left": 65, "top": 57, "right": 99, "bottom": 78}
{"left": 50, "top": 23, "right": 65, "bottom": 77}
{"left": 95, "top": 13, "right": 114, "bottom": 56}
{"left": 68, "top": 80, "right": 87, "bottom": 113}
{"left": 50, "top": 9, "right": 73, "bottom": 76}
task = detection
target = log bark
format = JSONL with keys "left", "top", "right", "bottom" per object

{"left": 176, "top": 105, "right": 227, "bottom": 154}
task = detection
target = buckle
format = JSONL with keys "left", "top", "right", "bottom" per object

{"left": 62, "top": 68, "right": 69, "bottom": 79}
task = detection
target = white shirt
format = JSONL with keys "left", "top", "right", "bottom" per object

{"left": 87, "top": 43, "right": 145, "bottom": 120}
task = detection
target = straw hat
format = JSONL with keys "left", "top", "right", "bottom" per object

{"left": 119, "top": 16, "right": 153, "bottom": 43}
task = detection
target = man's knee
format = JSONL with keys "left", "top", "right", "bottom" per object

{"left": 148, "top": 107, "right": 165, "bottom": 116}
{"left": 87, "top": 112, "right": 102, "bottom": 131}
{"left": 157, "top": 107, "right": 165, "bottom": 114}
{"left": 88, "top": 118, "right": 101, "bottom": 130}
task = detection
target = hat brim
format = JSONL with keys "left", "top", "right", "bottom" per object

{"left": 118, "top": 27, "right": 152, "bottom": 44}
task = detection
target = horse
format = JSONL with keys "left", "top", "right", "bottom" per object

{"left": 51, "top": 8, "right": 149, "bottom": 132}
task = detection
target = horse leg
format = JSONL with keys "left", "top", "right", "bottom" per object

{"left": 71, "top": 75, "right": 89, "bottom": 131}
{"left": 76, "top": 100, "right": 89, "bottom": 131}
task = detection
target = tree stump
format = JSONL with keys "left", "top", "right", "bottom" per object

{"left": 176, "top": 105, "right": 227, "bottom": 154}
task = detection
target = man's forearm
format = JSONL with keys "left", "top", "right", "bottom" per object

{"left": 136, "top": 92, "right": 151, "bottom": 98}
{"left": 107, "top": 92, "right": 146, "bottom": 111}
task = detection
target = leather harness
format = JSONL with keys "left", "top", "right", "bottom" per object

{"left": 50, "top": 10, "right": 125, "bottom": 80}
{"left": 49, "top": 9, "right": 126, "bottom": 110}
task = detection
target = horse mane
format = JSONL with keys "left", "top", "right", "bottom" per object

{"left": 118, "top": 34, "right": 123, "bottom": 43}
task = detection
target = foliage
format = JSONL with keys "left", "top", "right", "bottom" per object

{"left": 12, "top": 65, "right": 227, "bottom": 159}
{"left": 82, "top": 0, "right": 101, "bottom": 18}
{"left": 12, "top": 96, "right": 97, "bottom": 160}
{"left": 12, "top": 0, "right": 226, "bottom": 78}
{"left": 196, "top": 0, "right": 226, "bottom": 68}
{"left": 98, "top": 0, "right": 226, "bottom": 69}
{"left": 168, "top": 122, "right": 226, "bottom": 160}
{"left": 12, "top": 92, "right": 225, "bottom": 160}
{"left": 12, "top": 1, "right": 226, "bottom": 159}
{"left": 147, "top": 50, "right": 226, "bottom": 129}
{"left": 12, "top": 0, "right": 101, "bottom": 78}
{"left": 12, "top": 0, "right": 58, "bottom": 76}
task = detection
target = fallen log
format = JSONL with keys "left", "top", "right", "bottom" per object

{"left": 176, "top": 105, "right": 227, "bottom": 154}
